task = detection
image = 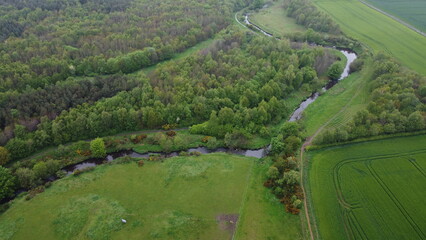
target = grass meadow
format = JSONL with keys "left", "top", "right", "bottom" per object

{"left": 0, "top": 153, "right": 300, "bottom": 240}
{"left": 365, "top": 0, "right": 426, "bottom": 32}
{"left": 306, "top": 134, "right": 426, "bottom": 239}
{"left": 312, "top": 0, "right": 426, "bottom": 75}
{"left": 249, "top": 0, "right": 306, "bottom": 37}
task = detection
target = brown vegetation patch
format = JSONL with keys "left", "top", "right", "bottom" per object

{"left": 216, "top": 214, "right": 239, "bottom": 237}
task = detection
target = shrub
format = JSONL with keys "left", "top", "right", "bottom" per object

{"left": 15, "top": 167, "right": 37, "bottom": 189}
{"left": 73, "top": 167, "right": 95, "bottom": 176}
{"left": 25, "top": 185, "right": 45, "bottom": 201}
{"left": 349, "top": 58, "right": 364, "bottom": 73}
{"left": 206, "top": 137, "right": 218, "bottom": 149}
{"left": 190, "top": 151, "right": 201, "bottom": 156}
{"left": 179, "top": 151, "right": 190, "bottom": 156}
{"left": 201, "top": 136, "right": 211, "bottom": 143}
{"left": 166, "top": 131, "right": 176, "bottom": 137}
{"left": 138, "top": 160, "right": 144, "bottom": 167}
{"left": 90, "top": 138, "right": 106, "bottom": 158}
{"left": 56, "top": 170, "right": 66, "bottom": 179}
{"left": 327, "top": 61, "right": 343, "bottom": 80}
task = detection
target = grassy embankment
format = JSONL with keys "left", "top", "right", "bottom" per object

{"left": 365, "top": 0, "right": 426, "bottom": 32}
{"left": 312, "top": 0, "right": 426, "bottom": 75}
{"left": 306, "top": 134, "right": 426, "bottom": 239}
{"left": 0, "top": 153, "right": 300, "bottom": 240}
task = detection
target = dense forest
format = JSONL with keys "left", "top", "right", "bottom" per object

{"left": 0, "top": 0, "right": 254, "bottom": 92}
{"left": 2, "top": 29, "right": 338, "bottom": 161}
{"left": 0, "top": 0, "right": 257, "bottom": 144}
{"left": 283, "top": 0, "right": 340, "bottom": 34}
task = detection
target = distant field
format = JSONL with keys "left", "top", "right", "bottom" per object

{"left": 307, "top": 134, "right": 426, "bottom": 239}
{"left": 312, "top": 0, "right": 426, "bottom": 75}
{"left": 365, "top": 0, "right": 426, "bottom": 32}
{"left": 250, "top": 0, "right": 306, "bottom": 37}
{"left": 0, "top": 153, "right": 300, "bottom": 240}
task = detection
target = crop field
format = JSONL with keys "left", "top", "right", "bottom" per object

{"left": 0, "top": 153, "right": 300, "bottom": 240}
{"left": 312, "top": 0, "right": 426, "bottom": 75}
{"left": 250, "top": 0, "right": 306, "bottom": 37}
{"left": 365, "top": 0, "right": 426, "bottom": 32}
{"left": 307, "top": 134, "right": 426, "bottom": 239}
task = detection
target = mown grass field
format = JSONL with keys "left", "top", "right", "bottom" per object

{"left": 312, "top": 0, "right": 426, "bottom": 75}
{"left": 0, "top": 153, "right": 300, "bottom": 240}
{"left": 365, "top": 0, "right": 426, "bottom": 32}
{"left": 307, "top": 134, "right": 426, "bottom": 239}
{"left": 249, "top": 0, "right": 305, "bottom": 37}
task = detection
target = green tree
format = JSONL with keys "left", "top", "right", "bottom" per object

{"left": 0, "top": 146, "right": 10, "bottom": 165}
{"left": 267, "top": 166, "right": 280, "bottom": 179}
{"left": 283, "top": 170, "right": 300, "bottom": 185}
{"left": 270, "top": 135, "right": 285, "bottom": 154}
{"left": 90, "top": 138, "right": 106, "bottom": 158}
{"left": 15, "top": 168, "right": 37, "bottom": 189}
{"left": 0, "top": 166, "right": 16, "bottom": 200}
{"left": 327, "top": 62, "right": 343, "bottom": 80}
{"left": 33, "top": 161, "right": 48, "bottom": 179}
{"left": 407, "top": 111, "right": 425, "bottom": 131}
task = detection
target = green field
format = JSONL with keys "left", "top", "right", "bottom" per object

{"left": 312, "top": 0, "right": 426, "bottom": 75}
{"left": 365, "top": 0, "right": 426, "bottom": 32}
{"left": 250, "top": 0, "right": 306, "bottom": 36}
{"left": 0, "top": 153, "right": 300, "bottom": 240}
{"left": 307, "top": 134, "right": 426, "bottom": 239}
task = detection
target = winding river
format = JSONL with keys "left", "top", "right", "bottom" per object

{"left": 4, "top": 14, "right": 358, "bottom": 195}
{"left": 63, "top": 15, "right": 357, "bottom": 175}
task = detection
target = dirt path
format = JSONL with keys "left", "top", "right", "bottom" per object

{"left": 299, "top": 71, "right": 366, "bottom": 240}
{"left": 358, "top": 0, "right": 426, "bottom": 37}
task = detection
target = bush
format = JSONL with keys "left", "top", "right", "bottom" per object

{"left": 206, "top": 137, "right": 218, "bottom": 149}
{"left": 179, "top": 151, "right": 190, "bottom": 156}
{"left": 138, "top": 160, "right": 144, "bottom": 167}
{"left": 166, "top": 131, "right": 176, "bottom": 137}
{"left": 190, "top": 151, "right": 201, "bottom": 156}
{"left": 25, "top": 185, "right": 45, "bottom": 201}
{"left": 224, "top": 130, "right": 251, "bottom": 149}
{"left": 327, "top": 62, "right": 343, "bottom": 80}
{"left": 15, "top": 167, "right": 37, "bottom": 189}
{"left": 90, "top": 138, "right": 106, "bottom": 158}
{"left": 201, "top": 136, "right": 211, "bottom": 143}
{"left": 349, "top": 58, "right": 364, "bottom": 73}
{"left": 56, "top": 170, "right": 66, "bottom": 179}
{"left": 0, "top": 166, "right": 16, "bottom": 200}
{"left": 73, "top": 167, "right": 95, "bottom": 176}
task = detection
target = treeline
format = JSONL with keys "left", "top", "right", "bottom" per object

{"left": 316, "top": 53, "right": 426, "bottom": 144}
{"left": 0, "top": 0, "right": 253, "bottom": 92}
{"left": 3, "top": 29, "right": 338, "bottom": 160}
{"left": 0, "top": 75, "right": 141, "bottom": 143}
{"left": 283, "top": 0, "right": 340, "bottom": 34}
{"left": 265, "top": 122, "right": 304, "bottom": 214}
